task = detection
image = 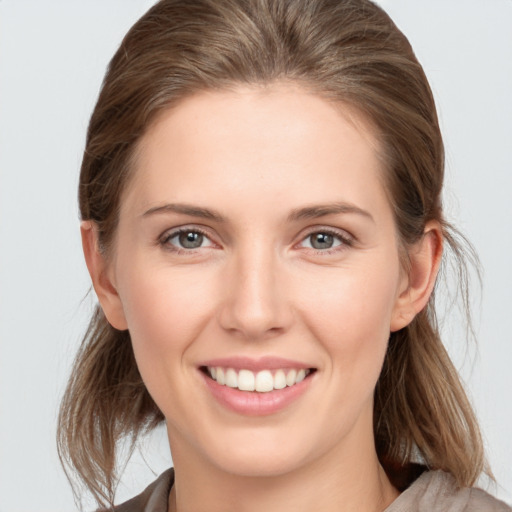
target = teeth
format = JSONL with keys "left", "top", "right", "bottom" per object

{"left": 273, "top": 370, "right": 287, "bottom": 390}
{"left": 225, "top": 368, "right": 238, "bottom": 388}
{"left": 255, "top": 370, "right": 273, "bottom": 392}
{"left": 296, "top": 369, "right": 306, "bottom": 383}
{"left": 286, "top": 369, "right": 297, "bottom": 387}
{"left": 207, "top": 366, "right": 312, "bottom": 392}
{"left": 238, "top": 369, "right": 255, "bottom": 391}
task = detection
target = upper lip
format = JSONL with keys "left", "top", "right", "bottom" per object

{"left": 199, "top": 356, "right": 315, "bottom": 372}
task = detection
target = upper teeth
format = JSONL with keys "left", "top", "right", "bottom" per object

{"left": 207, "top": 367, "right": 311, "bottom": 392}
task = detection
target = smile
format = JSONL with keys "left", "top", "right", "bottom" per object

{"left": 205, "top": 366, "right": 313, "bottom": 392}
{"left": 198, "top": 357, "right": 317, "bottom": 415}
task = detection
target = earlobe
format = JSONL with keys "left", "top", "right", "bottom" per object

{"left": 390, "top": 221, "right": 443, "bottom": 332}
{"left": 80, "top": 221, "right": 128, "bottom": 330}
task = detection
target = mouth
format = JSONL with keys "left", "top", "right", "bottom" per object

{"left": 198, "top": 356, "right": 317, "bottom": 415}
{"left": 200, "top": 366, "right": 317, "bottom": 393}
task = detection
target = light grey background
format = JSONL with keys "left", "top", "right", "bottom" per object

{"left": 0, "top": 1, "right": 511, "bottom": 510}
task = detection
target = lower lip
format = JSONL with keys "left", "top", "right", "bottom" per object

{"left": 200, "top": 370, "right": 314, "bottom": 416}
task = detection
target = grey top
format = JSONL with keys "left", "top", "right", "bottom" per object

{"left": 111, "top": 468, "right": 511, "bottom": 512}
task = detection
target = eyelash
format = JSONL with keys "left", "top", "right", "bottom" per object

{"left": 159, "top": 227, "right": 214, "bottom": 254}
{"left": 158, "top": 226, "right": 354, "bottom": 255}
{"left": 299, "top": 228, "right": 354, "bottom": 255}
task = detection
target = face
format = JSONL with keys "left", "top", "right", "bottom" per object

{"left": 100, "top": 84, "right": 413, "bottom": 477}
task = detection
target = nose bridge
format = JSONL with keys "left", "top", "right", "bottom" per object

{"left": 219, "top": 237, "right": 289, "bottom": 339}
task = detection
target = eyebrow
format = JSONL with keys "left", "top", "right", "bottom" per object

{"left": 142, "top": 201, "right": 374, "bottom": 224}
{"left": 287, "top": 202, "right": 374, "bottom": 223}
{"left": 142, "top": 203, "right": 226, "bottom": 222}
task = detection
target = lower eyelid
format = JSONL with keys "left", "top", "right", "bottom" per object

{"left": 159, "top": 228, "right": 214, "bottom": 249}
{"left": 300, "top": 230, "right": 353, "bottom": 247}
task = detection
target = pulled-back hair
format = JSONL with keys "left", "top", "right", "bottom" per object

{"left": 58, "top": 0, "right": 486, "bottom": 506}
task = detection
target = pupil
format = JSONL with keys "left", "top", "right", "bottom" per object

{"left": 311, "top": 233, "right": 333, "bottom": 249}
{"left": 179, "top": 231, "right": 203, "bottom": 248}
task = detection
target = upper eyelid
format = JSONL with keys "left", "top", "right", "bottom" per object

{"left": 298, "top": 225, "right": 354, "bottom": 242}
{"left": 160, "top": 224, "right": 214, "bottom": 240}
{"left": 158, "top": 226, "right": 218, "bottom": 252}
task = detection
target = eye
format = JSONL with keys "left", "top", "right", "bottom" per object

{"left": 298, "top": 229, "right": 352, "bottom": 252}
{"left": 160, "top": 228, "right": 214, "bottom": 251}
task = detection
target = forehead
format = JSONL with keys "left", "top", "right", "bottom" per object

{"left": 125, "top": 84, "right": 388, "bottom": 218}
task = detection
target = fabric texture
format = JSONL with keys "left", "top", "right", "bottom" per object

{"left": 109, "top": 468, "right": 511, "bottom": 512}
{"left": 384, "top": 471, "right": 511, "bottom": 512}
{"left": 110, "top": 469, "right": 173, "bottom": 512}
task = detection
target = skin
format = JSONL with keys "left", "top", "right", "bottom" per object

{"left": 82, "top": 84, "right": 442, "bottom": 512}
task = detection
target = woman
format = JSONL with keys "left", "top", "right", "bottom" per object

{"left": 57, "top": 0, "right": 511, "bottom": 510}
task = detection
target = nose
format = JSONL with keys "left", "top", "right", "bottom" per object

{"left": 218, "top": 242, "right": 293, "bottom": 341}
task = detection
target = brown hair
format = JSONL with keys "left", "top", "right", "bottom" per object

{"left": 58, "top": 0, "right": 486, "bottom": 506}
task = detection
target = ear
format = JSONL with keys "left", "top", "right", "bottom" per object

{"left": 81, "top": 221, "right": 128, "bottom": 330}
{"left": 390, "top": 221, "right": 443, "bottom": 332}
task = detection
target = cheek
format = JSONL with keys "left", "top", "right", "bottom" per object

{"left": 116, "top": 260, "right": 218, "bottom": 373}
{"left": 298, "top": 259, "right": 400, "bottom": 379}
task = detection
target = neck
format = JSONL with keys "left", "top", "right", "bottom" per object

{"left": 167, "top": 426, "right": 399, "bottom": 512}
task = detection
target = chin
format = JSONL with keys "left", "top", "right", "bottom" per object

{"left": 199, "top": 431, "right": 314, "bottom": 478}
{"left": 214, "top": 452, "right": 306, "bottom": 479}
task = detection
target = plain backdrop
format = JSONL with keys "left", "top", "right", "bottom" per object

{"left": 0, "top": 1, "right": 511, "bottom": 510}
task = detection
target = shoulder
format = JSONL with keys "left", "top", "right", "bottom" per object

{"left": 386, "top": 470, "right": 512, "bottom": 512}
{"left": 99, "top": 468, "right": 174, "bottom": 512}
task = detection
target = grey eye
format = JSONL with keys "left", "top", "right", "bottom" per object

{"left": 162, "top": 228, "right": 214, "bottom": 251}
{"left": 309, "top": 233, "right": 334, "bottom": 249}
{"left": 299, "top": 231, "right": 346, "bottom": 251}
{"left": 178, "top": 231, "right": 204, "bottom": 249}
